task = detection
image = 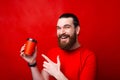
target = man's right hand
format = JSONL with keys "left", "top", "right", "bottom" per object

{"left": 20, "top": 44, "right": 37, "bottom": 65}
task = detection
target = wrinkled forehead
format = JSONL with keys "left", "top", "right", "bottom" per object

{"left": 57, "top": 18, "right": 74, "bottom": 27}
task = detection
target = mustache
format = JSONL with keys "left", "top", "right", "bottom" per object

{"left": 58, "top": 33, "right": 70, "bottom": 38}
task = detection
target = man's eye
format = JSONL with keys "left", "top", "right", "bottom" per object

{"left": 57, "top": 27, "right": 61, "bottom": 29}
{"left": 67, "top": 26, "right": 70, "bottom": 28}
{"left": 65, "top": 26, "right": 70, "bottom": 28}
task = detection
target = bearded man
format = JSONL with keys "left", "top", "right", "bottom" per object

{"left": 20, "top": 13, "right": 96, "bottom": 80}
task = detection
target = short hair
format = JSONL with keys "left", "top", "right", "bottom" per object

{"left": 59, "top": 13, "right": 80, "bottom": 28}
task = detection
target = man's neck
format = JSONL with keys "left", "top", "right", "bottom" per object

{"left": 69, "top": 40, "right": 80, "bottom": 50}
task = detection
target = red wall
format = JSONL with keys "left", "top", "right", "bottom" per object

{"left": 0, "top": 0, "right": 120, "bottom": 80}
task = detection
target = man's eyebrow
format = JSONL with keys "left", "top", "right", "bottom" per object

{"left": 56, "top": 24, "right": 71, "bottom": 28}
{"left": 64, "top": 24, "right": 71, "bottom": 26}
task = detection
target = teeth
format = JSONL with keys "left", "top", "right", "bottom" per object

{"left": 61, "top": 36, "right": 68, "bottom": 39}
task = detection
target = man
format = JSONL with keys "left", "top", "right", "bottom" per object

{"left": 20, "top": 13, "right": 96, "bottom": 80}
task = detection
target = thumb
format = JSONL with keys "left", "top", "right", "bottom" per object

{"left": 57, "top": 55, "right": 60, "bottom": 66}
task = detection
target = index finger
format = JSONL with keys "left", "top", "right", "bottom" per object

{"left": 42, "top": 54, "right": 52, "bottom": 63}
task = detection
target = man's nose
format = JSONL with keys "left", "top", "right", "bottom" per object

{"left": 60, "top": 28, "right": 66, "bottom": 34}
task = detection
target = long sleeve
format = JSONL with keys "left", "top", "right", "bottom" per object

{"left": 80, "top": 50, "right": 96, "bottom": 80}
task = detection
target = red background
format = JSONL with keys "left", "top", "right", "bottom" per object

{"left": 0, "top": 0, "right": 120, "bottom": 80}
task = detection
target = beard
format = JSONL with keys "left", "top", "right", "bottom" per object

{"left": 58, "top": 32, "right": 76, "bottom": 50}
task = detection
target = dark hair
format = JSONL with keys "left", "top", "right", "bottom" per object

{"left": 59, "top": 13, "right": 80, "bottom": 27}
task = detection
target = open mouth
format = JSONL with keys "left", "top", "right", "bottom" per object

{"left": 61, "top": 35, "right": 68, "bottom": 39}
{"left": 59, "top": 34, "right": 70, "bottom": 42}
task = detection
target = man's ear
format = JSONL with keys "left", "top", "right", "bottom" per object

{"left": 76, "top": 26, "right": 80, "bottom": 35}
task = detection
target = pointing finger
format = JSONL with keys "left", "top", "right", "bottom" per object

{"left": 42, "top": 54, "right": 52, "bottom": 63}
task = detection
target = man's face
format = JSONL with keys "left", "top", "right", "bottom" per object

{"left": 57, "top": 18, "right": 77, "bottom": 50}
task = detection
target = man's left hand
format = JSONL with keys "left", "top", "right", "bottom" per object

{"left": 42, "top": 54, "right": 61, "bottom": 78}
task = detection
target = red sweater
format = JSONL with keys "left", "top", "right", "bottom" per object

{"left": 46, "top": 47, "right": 96, "bottom": 80}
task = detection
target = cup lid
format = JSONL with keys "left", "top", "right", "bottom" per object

{"left": 27, "top": 38, "right": 37, "bottom": 43}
